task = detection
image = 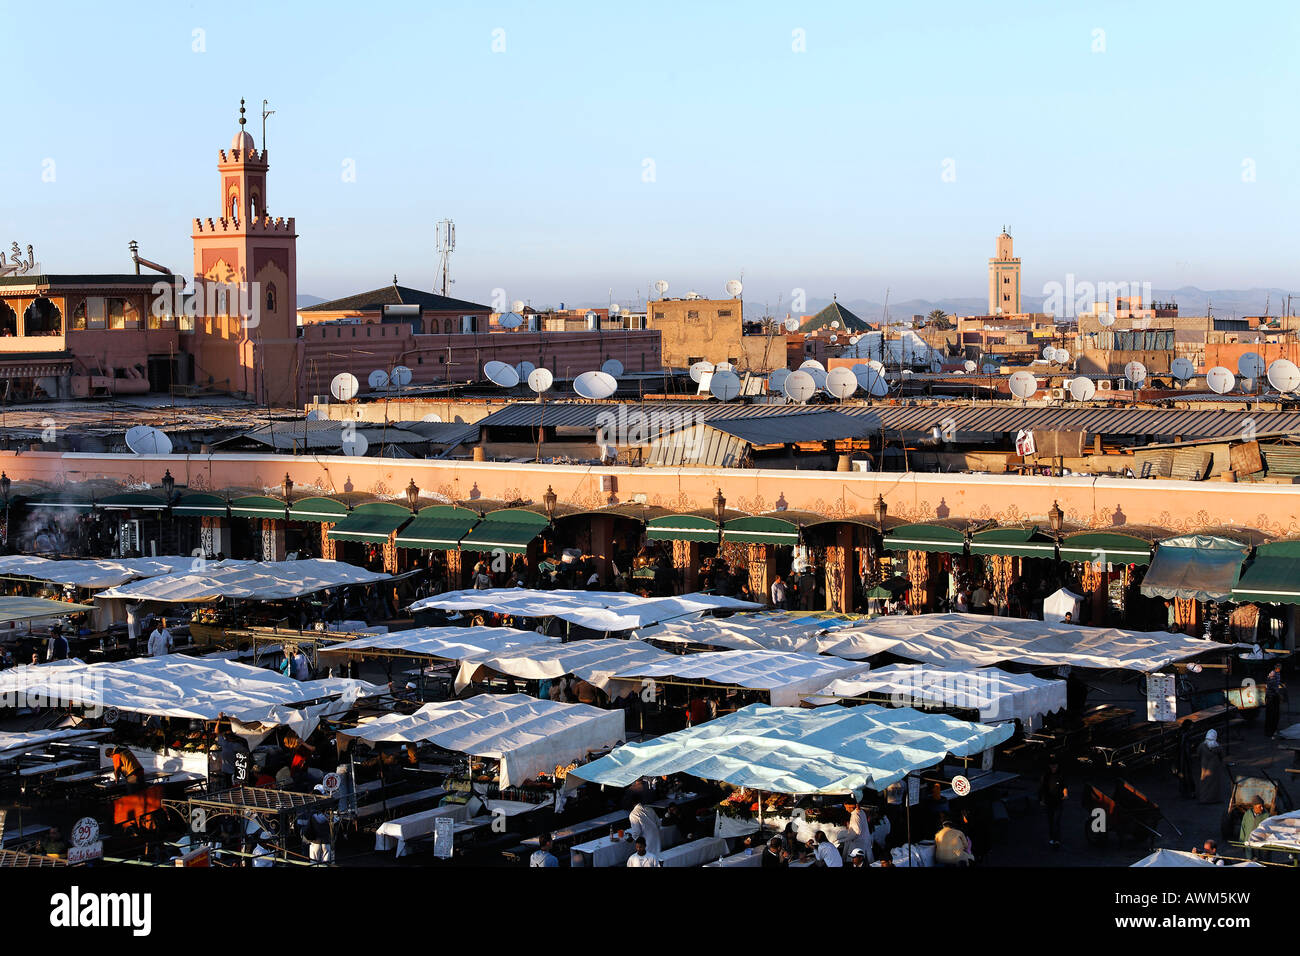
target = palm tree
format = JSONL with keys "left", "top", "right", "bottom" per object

{"left": 926, "top": 308, "right": 949, "bottom": 326}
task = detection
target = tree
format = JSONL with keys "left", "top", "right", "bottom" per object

{"left": 925, "top": 309, "right": 953, "bottom": 330}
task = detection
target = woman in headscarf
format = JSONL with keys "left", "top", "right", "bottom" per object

{"left": 1196, "top": 729, "right": 1228, "bottom": 804}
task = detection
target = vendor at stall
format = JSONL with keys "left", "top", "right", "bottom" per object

{"left": 842, "top": 798, "right": 874, "bottom": 864}
{"left": 627, "top": 800, "right": 663, "bottom": 856}
{"left": 111, "top": 744, "right": 145, "bottom": 786}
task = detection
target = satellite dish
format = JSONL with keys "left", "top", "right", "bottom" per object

{"left": 1238, "top": 352, "right": 1266, "bottom": 380}
{"left": 574, "top": 370, "right": 617, "bottom": 400}
{"left": 963, "top": 359, "right": 977, "bottom": 373}
{"left": 1170, "top": 357, "right": 1195, "bottom": 381}
{"left": 981, "top": 363, "right": 999, "bottom": 374}
{"left": 125, "top": 425, "right": 172, "bottom": 456}
{"left": 1042, "top": 345, "right": 1055, "bottom": 360}
{"left": 689, "top": 360, "right": 715, "bottom": 383}
{"left": 725, "top": 279, "right": 743, "bottom": 298}
{"left": 1056, "top": 348, "right": 1071, "bottom": 363}
{"left": 305, "top": 409, "right": 324, "bottom": 422}
{"left": 499, "top": 312, "right": 523, "bottom": 329}
{"left": 1098, "top": 312, "right": 1116, "bottom": 327}
{"left": 1267, "top": 359, "right": 1300, "bottom": 393}
{"left": 709, "top": 369, "right": 742, "bottom": 401}
{"left": 527, "top": 368, "right": 554, "bottom": 393}
{"left": 714, "top": 361, "right": 735, "bottom": 373}
{"left": 1239, "top": 377, "right": 1255, "bottom": 393}
{"left": 1124, "top": 361, "right": 1148, "bottom": 386}
{"left": 514, "top": 360, "right": 536, "bottom": 381}
{"left": 769, "top": 368, "right": 791, "bottom": 392}
{"left": 867, "top": 359, "right": 886, "bottom": 374}
{"left": 862, "top": 368, "right": 889, "bottom": 398}
{"left": 1008, "top": 371, "right": 1038, "bottom": 400}
{"left": 367, "top": 369, "right": 390, "bottom": 390}
{"left": 799, "top": 359, "right": 825, "bottom": 373}
{"left": 330, "top": 372, "right": 360, "bottom": 402}
{"left": 601, "top": 358, "right": 624, "bottom": 378}
{"left": 341, "top": 431, "right": 369, "bottom": 456}
{"left": 825, "top": 366, "right": 858, "bottom": 400}
{"left": 783, "top": 370, "right": 817, "bottom": 402}
{"left": 830, "top": 320, "right": 841, "bottom": 330}
{"left": 511, "top": 299, "right": 526, "bottom": 313}
{"left": 1206, "top": 366, "right": 1236, "bottom": 394}
{"left": 1068, "top": 377, "right": 1097, "bottom": 401}
{"left": 849, "top": 335, "right": 860, "bottom": 345}
{"left": 484, "top": 361, "right": 520, "bottom": 387}
{"left": 829, "top": 334, "right": 838, "bottom": 344}
{"left": 806, "top": 367, "right": 827, "bottom": 389}
{"left": 653, "top": 279, "right": 669, "bottom": 296}
{"left": 784, "top": 316, "right": 799, "bottom": 333}
{"left": 422, "top": 413, "right": 443, "bottom": 423}
{"left": 391, "top": 365, "right": 413, "bottom": 387}
{"left": 609, "top": 304, "right": 620, "bottom": 315}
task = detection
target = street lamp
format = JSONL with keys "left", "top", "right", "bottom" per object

{"left": 282, "top": 473, "right": 294, "bottom": 507}
{"left": 543, "top": 485, "right": 557, "bottom": 524}
{"left": 874, "top": 494, "right": 888, "bottom": 534}
{"left": 405, "top": 479, "right": 420, "bottom": 513}
{"left": 1048, "top": 500, "right": 1064, "bottom": 536}
{"left": 161, "top": 469, "right": 175, "bottom": 504}
{"left": 713, "top": 488, "right": 726, "bottom": 544}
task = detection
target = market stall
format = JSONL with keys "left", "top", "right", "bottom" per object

{"left": 452, "top": 639, "right": 678, "bottom": 696}
{"left": 634, "top": 611, "right": 860, "bottom": 653}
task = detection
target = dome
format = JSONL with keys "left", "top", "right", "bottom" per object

{"left": 231, "top": 130, "right": 255, "bottom": 152}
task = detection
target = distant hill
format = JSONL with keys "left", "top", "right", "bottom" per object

{"left": 297, "top": 293, "right": 326, "bottom": 308}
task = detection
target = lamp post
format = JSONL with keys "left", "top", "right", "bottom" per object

{"left": 543, "top": 485, "right": 557, "bottom": 526}
{"left": 161, "top": 469, "right": 176, "bottom": 557}
{"left": 1048, "top": 499, "right": 1064, "bottom": 557}
{"left": 405, "top": 479, "right": 420, "bottom": 514}
{"left": 1, "top": 472, "right": 10, "bottom": 553}
{"left": 874, "top": 494, "right": 888, "bottom": 535}
{"left": 282, "top": 473, "right": 294, "bottom": 522}
{"left": 713, "top": 488, "right": 726, "bottom": 545}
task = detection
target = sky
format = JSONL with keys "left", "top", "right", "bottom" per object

{"left": 2, "top": 0, "right": 1297, "bottom": 311}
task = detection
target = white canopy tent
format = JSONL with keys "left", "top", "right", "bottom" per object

{"left": 0, "top": 555, "right": 203, "bottom": 590}
{"left": 806, "top": 663, "right": 1067, "bottom": 728}
{"left": 0, "top": 656, "right": 380, "bottom": 728}
{"left": 98, "top": 558, "right": 390, "bottom": 603}
{"left": 319, "top": 625, "right": 556, "bottom": 662}
{"left": 609, "top": 649, "right": 870, "bottom": 708}
{"left": 1043, "top": 588, "right": 1083, "bottom": 624}
{"left": 566, "top": 702, "right": 1013, "bottom": 795}
{"left": 815, "top": 613, "right": 1225, "bottom": 671}
{"left": 1246, "top": 809, "right": 1300, "bottom": 852}
{"left": 635, "top": 611, "right": 857, "bottom": 652}
{"left": 453, "top": 639, "right": 677, "bottom": 693}
{"left": 1131, "top": 848, "right": 1259, "bottom": 867}
{"left": 338, "top": 693, "right": 625, "bottom": 788}
{"left": 410, "top": 588, "right": 760, "bottom": 633}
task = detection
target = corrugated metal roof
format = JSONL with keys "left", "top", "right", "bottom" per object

{"left": 477, "top": 400, "right": 1300, "bottom": 442}
{"left": 705, "top": 410, "right": 874, "bottom": 444}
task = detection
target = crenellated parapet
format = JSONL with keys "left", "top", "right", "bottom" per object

{"left": 193, "top": 216, "right": 295, "bottom": 234}
{"left": 218, "top": 148, "right": 268, "bottom": 165}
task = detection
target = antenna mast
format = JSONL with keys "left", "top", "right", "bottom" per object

{"left": 435, "top": 219, "right": 456, "bottom": 296}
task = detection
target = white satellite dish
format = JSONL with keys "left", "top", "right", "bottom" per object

{"left": 806, "top": 367, "right": 827, "bottom": 389}
{"left": 499, "top": 312, "right": 523, "bottom": 329}
{"left": 849, "top": 335, "right": 860, "bottom": 345}
{"left": 391, "top": 365, "right": 413, "bottom": 387}
{"left": 867, "top": 359, "right": 886, "bottom": 374}
{"left": 330, "top": 372, "right": 360, "bottom": 402}
{"left": 1205, "top": 366, "right": 1235, "bottom": 394}
{"left": 574, "top": 370, "right": 617, "bottom": 400}
{"left": 1238, "top": 352, "right": 1266, "bottom": 380}
{"left": 963, "top": 359, "right": 977, "bottom": 373}
{"left": 825, "top": 366, "right": 858, "bottom": 400}
{"left": 653, "top": 279, "right": 669, "bottom": 296}
{"left": 601, "top": 358, "right": 624, "bottom": 378}
{"left": 710, "top": 369, "right": 742, "bottom": 401}
{"left": 367, "top": 369, "right": 390, "bottom": 390}
{"left": 609, "top": 304, "right": 620, "bottom": 315}
{"left": 305, "top": 409, "right": 323, "bottom": 422}
{"left": 125, "top": 424, "right": 172, "bottom": 456}
{"left": 689, "top": 360, "right": 715, "bottom": 383}
{"left": 1068, "top": 377, "right": 1097, "bottom": 401}
{"left": 799, "top": 359, "right": 825, "bottom": 373}
{"left": 725, "top": 279, "right": 743, "bottom": 298}
{"left": 514, "top": 360, "right": 536, "bottom": 381}
{"left": 862, "top": 368, "right": 889, "bottom": 398}
{"left": 1008, "top": 371, "right": 1038, "bottom": 400}
{"left": 1124, "top": 361, "right": 1148, "bottom": 386}
{"left": 1098, "top": 312, "right": 1116, "bottom": 327}
{"left": 527, "top": 368, "right": 554, "bottom": 393}
{"left": 784, "top": 316, "right": 799, "bottom": 333}
{"left": 829, "top": 334, "right": 838, "bottom": 344}
{"left": 830, "top": 320, "right": 841, "bottom": 330}
{"left": 783, "top": 370, "right": 817, "bottom": 402}
{"left": 769, "top": 368, "right": 791, "bottom": 392}
{"left": 484, "top": 361, "right": 520, "bottom": 388}
{"left": 422, "top": 413, "right": 443, "bottom": 423}
{"left": 1055, "top": 348, "right": 1071, "bottom": 363}
{"left": 714, "top": 361, "right": 735, "bottom": 373}
{"left": 511, "top": 299, "right": 526, "bottom": 313}
{"left": 981, "top": 363, "right": 999, "bottom": 374}
{"left": 1042, "top": 345, "right": 1056, "bottom": 360}
{"left": 1170, "top": 357, "right": 1195, "bottom": 381}
{"left": 341, "top": 431, "right": 369, "bottom": 456}
{"left": 1267, "top": 359, "right": 1300, "bottom": 393}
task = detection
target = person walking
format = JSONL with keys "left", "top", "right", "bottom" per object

{"left": 1038, "top": 757, "right": 1067, "bottom": 849}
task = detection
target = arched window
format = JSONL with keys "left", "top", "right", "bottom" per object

{"left": 0, "top": 302, "right": 16, "bottom": 337}
{"left": 230, "top": 193, "right": 239, "bottom": 221}
{"left": 265, "top": 283, "right": 277, "bottom": 313}
{"left": 70, "top": 299, "right": 86, "bottom": 331}
{"left": 250, "top": 194, "right": 259, "bottom": 220}
{"left": 23, "top": 297, "right": 61, "bottom": 336}
{"left": 443, "top": 318, "right": 452, "bottom": 334}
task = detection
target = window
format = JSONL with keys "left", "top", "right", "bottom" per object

{"left": 70, "top": 299, "right": 87, "bottom": 331}
{"left": 265, "top": 284, "right": 277, "bottom": 313}
{"left": 85, "top": 297, "right": 106, "bottom": 330}
{"left": 106, "top": 298, "right": 139, "bottom": 330}
{"left": 0, "top": 302, "right": 16, "bottom": 337}
{"left": 653, "top": 311, "right": 665, "bottom": 319}
{"left": 24, "top": 297, "right": 62, "bottom": 336}
{"left": 718, "top": 309, "right": 732, "bottom": 317}
{"left": 687, "top": 310, "right": 699, "bottom": 320}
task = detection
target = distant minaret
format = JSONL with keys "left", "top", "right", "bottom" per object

{"left": 987, "top": 227, "right": 1021, "bottom": 315}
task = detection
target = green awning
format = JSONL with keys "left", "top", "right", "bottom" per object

{"left": 1058, "top": 531, "right": 1155, "bottom": 566}
{"left": 970, "top": 526, "right": 1057, "bottom": 558}
{"left": 1140, "top": 535, "right": 1249, "bottom": 602}
{"left": 646, "top": 514, "right": 721, "bottom": 543}
{"left": 229, "top": 495, "right": 288, "bottom": 520}
{"left": 883, "top": 523, "right": 966, "bottom": 554}
{"left": 25, "top": 491, "right": 94, "bottom": 513}
{"left": 395, "top": 505, "right": 481, "bottom": 550}
{"left": 287, "top": 496, "right": 351, "bottom": 523}
{"left": 97, "top": 492, "right": 168, "bottom": 511}
{"left": 173, "top": 492, "right": 229, "bottom": 518}
{"left": 458, "top": 509, "right": 550, "bottom": 554}
{"left": 326, "top": 502, "right": 412, "bottom": 543}
{"left": 723, "top": 515, "right": 800, "bottom": 545}
{"left": 1231, "top": 541, "right": 1300, "bottom": 604}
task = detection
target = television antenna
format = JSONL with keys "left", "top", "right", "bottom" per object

{"left": 435, "top": 219, "right": 455, "bottom": 295}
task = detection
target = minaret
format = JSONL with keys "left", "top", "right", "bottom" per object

{"left": 987, "top": 226, "right": 1021, "bottom": 315}
{"left": 191, "top": 100, "right": 299, "bottom": 406}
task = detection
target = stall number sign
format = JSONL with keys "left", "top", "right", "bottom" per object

{"left": 951, "top": 775, "right": 972, "bottom": 798}
{"left": 1147, "top": 674, "right": 1177, "bottom": 722}
{"left": 321, "top": 772, "right": 341, "bottom": 795}
{"left": 432, "top": 815, "right": 454, "bottom": 859}
{"left": 69, "top": 817, "right": 103, "bottom": 864}
{"left": 906, "top": 774, "right": 921, "bottom": 807}
{"left": 233, "top": 752, "right": 250, "bottom": 785}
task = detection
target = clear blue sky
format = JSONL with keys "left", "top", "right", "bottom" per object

{"left": 3, "top": 0, "right": 1296, "bottom": 310}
